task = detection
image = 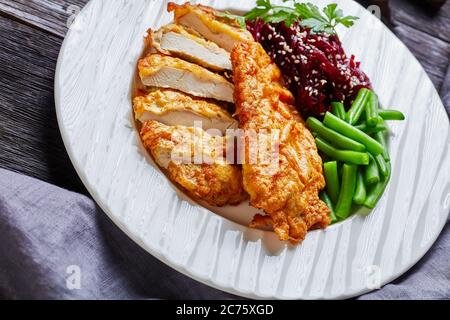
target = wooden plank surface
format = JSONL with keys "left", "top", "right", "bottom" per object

{"left": 0, "top": 0, "right": 449, "bottom": 192}
{"left": 390, "top": 0, "right": 450, "bottom": 42}
{"left": 390, "top": 0, "right": 450, "bottom": 89}
{"left": 393, "top": 22, "right": 450, "bottom": 87}
{"left": 441, "top": 64, "right": 450, "bottom": 115}
{"left": 0, "top": 15, "right": 86, "bottom": 193}
{"left": 0, "top": 0, "right": 88, "bottom": 37}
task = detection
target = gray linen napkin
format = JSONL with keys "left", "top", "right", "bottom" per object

{"left": 0, "top": 168, "right": 448, "bottom": 299}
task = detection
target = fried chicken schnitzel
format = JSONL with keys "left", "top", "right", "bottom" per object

{"left": 141, "top": 120, "right": 247, "bottom": 207}
{"left": 231, "top": 42, "right": 331, "bottom": 243}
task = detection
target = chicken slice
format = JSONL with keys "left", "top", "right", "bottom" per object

{"left": 231, "top": 42, "right": 331, "bottom": 243}
{"left": 138, "top": 54, "right": 234, "bottom": 103}
{"left": 168, "top": 2, "right": 254, "bottom": 52}
{"left": 141, "top": 120, "right": 247, "bottom": 206}
{"left": 133, "top": 89, "right": 237, "bottom": 135}
{"left": 150, "top": 24, "right": 231, "bottom": 71}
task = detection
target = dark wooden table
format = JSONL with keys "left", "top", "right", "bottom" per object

{"left": 0, "top": 0, "right": 449, "bottom": 195}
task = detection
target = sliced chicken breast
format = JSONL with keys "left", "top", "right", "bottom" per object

{"left": 133, "top": 89, "right": 237, "bottom": 135}
{"left": 151, "top": 24, "right": 231, "bottom": 71}
{"left": 138, "top": 54, "right": 234, "bottom": 103}
{"left": 141, "top": 120, "right": 247, "bottom": 206}
{"left": 168, "top": 2, "right": 254, "bottom": 52}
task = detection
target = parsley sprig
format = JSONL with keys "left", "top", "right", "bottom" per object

{"left": 295, "top": 2, "right": 359, "bottom": 34}
{"left": 221, "top": 0, "right": 359, "bottom": 35}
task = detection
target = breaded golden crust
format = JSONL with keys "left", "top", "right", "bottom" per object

{"left": 133, "top": 88, "right": 235, "bottom": 123}
{"left": 141, "top": 120, "right": 247, "bottom": 207}
{"left": 231, "top": 42, "right": 331, "bottom": 243}
{"left": 167, "top": 2, "right": 254, "bottom": 51}
{"left": 138, "top": 54, "right": 227, "bottom": 82}
{"left": 168, "top": 2, "right": 253, "bottom": 35}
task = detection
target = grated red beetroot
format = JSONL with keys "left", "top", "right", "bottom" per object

{"left": 247, "top": 19, "right": 372, "bottom": 118}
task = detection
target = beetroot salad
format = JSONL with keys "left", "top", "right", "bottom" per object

{"left": 247, "top": 19, "right": 372, "bottom": 118}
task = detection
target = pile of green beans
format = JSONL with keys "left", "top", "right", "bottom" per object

{"left": 306, "top": 88, "right": 405, "bottom": 223}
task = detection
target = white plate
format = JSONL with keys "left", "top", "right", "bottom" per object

{"left": 55, "top": 0, "right": 450, "bottom": 299}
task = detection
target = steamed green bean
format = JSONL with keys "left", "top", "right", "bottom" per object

{"left": 365, "top": 154, "right": 380, "bottom": 186}
{"left": 374, "top": 131, "right": 390, "bottom": 161}
{"left": 336, "top": 164, "right": 357, "bottom": 220}
{"left": 353, "top": 168, "right": 367, "bottom": 205}
{"left": 313, "top": 89, "right": 403, "bottom": 218}
{"left": 365, "top": 91, "right": 379, "bottom": 127}
{"left": 364, "top": 163, "right": 392, "bottom": 209}
{"left": 323, "top": 161, "right": 340, "bottom": 203}
{"left": 379, "top": 109, "right": 405, "bottom": 121}
{"left": 331, "top": 102, "right": 346, "bottom": 120}
{"left": 355, "top": 123, "right": 387, "bottom": 134}
{"left": 320, "top": 191, "right": 338, "bottom": 223}
{"left": 315, "top": 137, "right": 369, "bottom": 165}
{"left": 323, "top": 112, "right": 385, "bottom": 156}
{"left": 347, "top": 88, "right": 370, "bottom": 125}
{"left": 375, "top": 154, "right": 389, "bottom": 177}
{"left": 307, "top": 117, "right": 366, "bottom": 152}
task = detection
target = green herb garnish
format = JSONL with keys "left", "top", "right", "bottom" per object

{"left": 244, "top": 0, "right": 358, "bottom": 34}
{"left": 298, "top": 2, "right": 359, "bottom": 33}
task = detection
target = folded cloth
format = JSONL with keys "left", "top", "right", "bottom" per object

{"left": 0, "top": 168, "right": 448, "bottom": 299}
{"left": 0, "top": 168, "right": 234, "bottom": 299}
